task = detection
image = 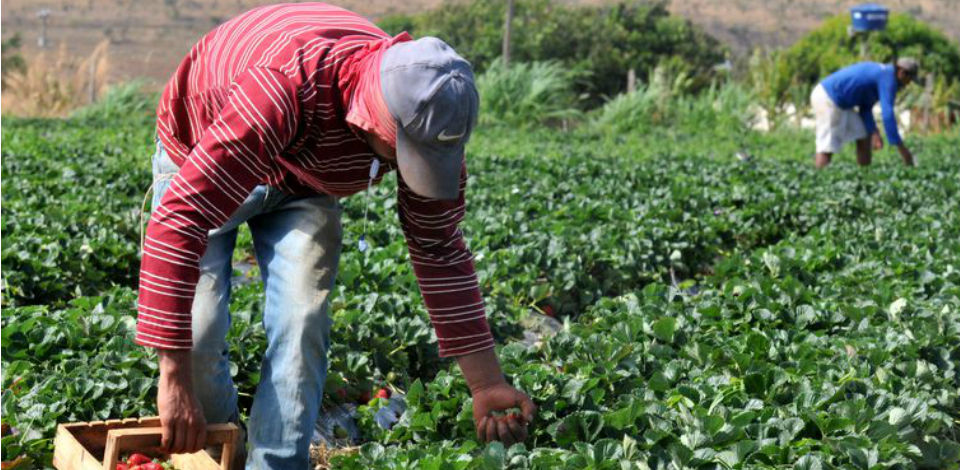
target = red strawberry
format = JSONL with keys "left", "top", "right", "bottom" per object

{"left": 140, "top": 463, "right": 163, "bottom": 470}
{"left": 375, "top": 388, "right": 391, "bottom": 399}
{"left": 358, "top": 390, "right": 372, "bottom": 403}
{"left": 542, "top": 305, "right": 555, "bottom": 317}
{"left": 116, "top": 464, "right": 129, "bottom": 470}
{"left": 127, "top": 454, "right": 152, "bottom": 466}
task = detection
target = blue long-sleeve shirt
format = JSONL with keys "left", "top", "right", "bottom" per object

{"left": 821, "top": 62, "right": 903, "bottom": 145}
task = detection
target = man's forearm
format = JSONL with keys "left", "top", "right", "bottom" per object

{"left": 159, "top": 349, "right": 193, "bottom": 379}
{"left": 156, "top": 348, "right": 207, "bottom": 453}
{"left": 455, "top": 347, "right": 506, "bottom": 393}
{"left": 157, "top": 349, "right": 198, "bottom": 416}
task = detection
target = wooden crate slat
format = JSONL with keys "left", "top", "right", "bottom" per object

{"left": 53, "top": 425, "right": 107, "bottom": 470}
{"left": 170, "top": 452, "right": 222, "bottom": 470}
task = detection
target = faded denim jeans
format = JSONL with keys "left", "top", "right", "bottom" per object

{"left": 152, "top": 141, "right": 342, "bottom": 469}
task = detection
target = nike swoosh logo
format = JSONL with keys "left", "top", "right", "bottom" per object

{"left": 437, "top": 128, "right": 466, "bottom": 142}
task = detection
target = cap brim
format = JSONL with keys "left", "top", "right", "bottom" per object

{"left": 395, "top": 124, "right": 463, "bottom": 201}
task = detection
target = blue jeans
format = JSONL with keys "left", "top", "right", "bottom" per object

{"left": 152, "top": 142, "right": 342, "bottom": 469}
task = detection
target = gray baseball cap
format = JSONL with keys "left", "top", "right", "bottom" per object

{"left": 896, "top": 57, "right": 919, "bottom": 79}
{"left": 380, "top": 37, "right": 479, "bottom": 201}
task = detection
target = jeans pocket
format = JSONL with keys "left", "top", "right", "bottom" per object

{"left": 151, "top": 140, "right": 179, "bottom": 208}
{"left": 152, "top": 179, "right": 173, "bottom": 209}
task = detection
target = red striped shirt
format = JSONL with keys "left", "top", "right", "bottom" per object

{"left": 138, "top": 3, "right": 493, "bottom": 357}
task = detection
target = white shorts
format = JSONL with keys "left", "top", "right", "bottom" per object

{"left": 811, "top": 84, "right": 868, "bottom": 154}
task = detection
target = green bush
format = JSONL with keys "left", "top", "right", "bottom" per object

{"left": 591, "top": 64, "right": 690, "bottom": 133}
{"left": 380, "top": 0, "right": 724, "bottom": 105}
{"left": 69, "top": 81, "right": 157, "bottom": 125}
{"left": 753, "top": 12, "right": 960, "bottom": 113}
{"left": 476, "top": 59, "right": 580, "bottom": 127}
{"left": 376, "top": 13, "right": 417, "bottom": 36}
{"left": 785, "top": 13, "right": 960, "bottom": 86}
{"left": 592, "top": 67, "right": 755, "bottom": 137}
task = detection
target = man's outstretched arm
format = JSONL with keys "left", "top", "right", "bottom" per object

{"left": 457, "top": 348, "right": 537, "bottom": 446}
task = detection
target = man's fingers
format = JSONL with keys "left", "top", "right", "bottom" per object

{"left": 519, "top": 395, "right": 537, "bottom": 424}
{"left": 183, "top": 421, "right": 197, "bottom": 454}
{"left": 195, "top": 424, "right": 207, "bottom": 453}
{"left": 506, "top": 417, "right": 527, "bottom": 443}
{"left": 161, "top": 421, "right": 173, "bottom": 452}
{"left": 476, "top": 416, "right": 488, "bottom": 441}
{"left": 172, "top": 420, "right": 187, "bottom": 454}
{"left": 496, "top": 419, "right": 515, "bottom": 446}
{"left": 485, "top": 417, "right": 498, "bottom": 443}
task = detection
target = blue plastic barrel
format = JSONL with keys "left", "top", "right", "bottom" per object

{"left": 851, "top": 3, "right": 889, "bottom": 31}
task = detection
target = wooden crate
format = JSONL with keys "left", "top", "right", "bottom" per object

{"left": 52, "top": 417, "right": 240, "bottom": 470}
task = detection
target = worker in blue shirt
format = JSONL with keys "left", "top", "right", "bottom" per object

{"left": 810, "top": 58, "right": 918, "bottom": 168}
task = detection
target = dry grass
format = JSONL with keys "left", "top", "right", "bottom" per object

{"left": 310, "top": 442, "right": 360, "bottom": 470}
{"left": 1, "top": 40, "right": 110, "bottom": 117}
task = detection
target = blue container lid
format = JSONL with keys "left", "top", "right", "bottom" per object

{"left": 851, "top": 3, "right": 888, "bottom": 31}
{"left": 851, "top": 3, "right": 888, "bottom": 13}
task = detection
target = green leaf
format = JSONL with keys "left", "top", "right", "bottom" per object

{"left": 795, "top": 454, "right": 823, "bottom": 470}
{"left": 604, "top": 399, "right": 645, "bottom": 430}
{"left": 887, "top": 407, "right": 910, "bottom": 427}
{"left": 480, "top": 442, "right": 506, "bottom": 470}
{"left": 652, "top": 317, "right": 677, "bottom": 343}
{"left": 548, "top": 411, "right": 605, "bottom": 446}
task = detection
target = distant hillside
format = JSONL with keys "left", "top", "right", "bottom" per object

{"left": 2, "top": 0, "right": 958, "bottom": 87}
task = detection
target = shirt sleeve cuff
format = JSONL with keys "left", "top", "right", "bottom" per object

{"left": 136, "top": 297, "right": 194, "bottom": 349}
{"left": 437, "top": 335, "right": 496, "bottom": 358}
{"left": 134, "top": 329, "right": 194, "bottom": 349}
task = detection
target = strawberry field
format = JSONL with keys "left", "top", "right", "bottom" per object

{"left": 2, "top": 107, "right": 959, "bottom": 470}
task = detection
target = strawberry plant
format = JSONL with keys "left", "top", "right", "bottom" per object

{"left": 3, "top": 96, "right": 959, "bottom": 469}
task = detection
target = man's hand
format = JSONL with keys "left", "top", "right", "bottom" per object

{"left": 456, "top": 348, "right": 537, "bottom": 446}
{"left": 158, "top": 350, "right": 207, "bottom": 454}
{"left": 897, "top": 145, "right": 915, "bottom": 166}
{"left": 871, "top": 132, "right": 884, "bottom": 151}
{"left": 472, "top": 383, "right": 536, "bottom": 446}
